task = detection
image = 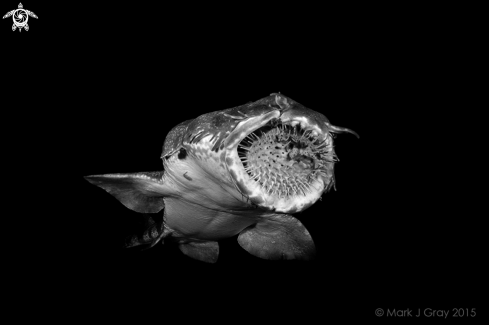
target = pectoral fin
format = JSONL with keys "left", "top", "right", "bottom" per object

{"left": 85, "top": 171, "right": 170, "bottom": 213}
{"left": 238, "top": 214, "right": 315, "bottom": 260}
{"left": 179, "top": 241, "right": 219, "bottom": 263}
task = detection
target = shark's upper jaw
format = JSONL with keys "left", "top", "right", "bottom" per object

{"left": 223, "top": 108, "right": 337, "bottom": 214}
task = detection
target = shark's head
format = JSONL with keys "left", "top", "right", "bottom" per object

{"left": 161, "top": 93, "right": 358, "bottom": 214}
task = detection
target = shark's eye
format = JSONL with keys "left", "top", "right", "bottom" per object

{"left": 238, "top": 123, "right": 336, "bottom": 198}
{"left": 178, "top": 148, "right": 187, "bottom": 160}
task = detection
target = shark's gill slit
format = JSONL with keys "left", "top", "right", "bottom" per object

{"left": 237, "top": 121, "right": 337, "bottom": 198}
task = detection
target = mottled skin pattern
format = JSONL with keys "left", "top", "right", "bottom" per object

{"left": 162, "top": 94, "right": 354, "bottom": 159}
{"left": 85, "top": 93, "right": 358, "bottom": 263}
{"left": 162, "top": 97, "right": 278, "bottom": 158}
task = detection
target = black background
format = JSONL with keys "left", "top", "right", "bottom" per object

{"left": 1, "top": 1, "right": 484, "bottom": 322}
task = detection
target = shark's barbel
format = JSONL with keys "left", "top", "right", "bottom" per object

{"left": 85, "top": 93, "right": 358, "bottom": 263}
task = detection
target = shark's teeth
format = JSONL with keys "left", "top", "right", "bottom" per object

{"left": 277, "top": 120, "right": 324, "bottom": 142}
{"left": 281, "top": 116, "right": 325, "bottom": 139}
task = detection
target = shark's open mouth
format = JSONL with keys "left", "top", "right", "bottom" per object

{"left": 223, "top": 109, "right": 338, "bottom": 213}
{"left": 237, "top": 120, "right": 336, "bottom": 199}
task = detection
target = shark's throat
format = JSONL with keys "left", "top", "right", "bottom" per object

{"left": 238, "top": 123, "right": 335, "bottom": 198}
{"left": 224, "top": 110, "right": 337, "bottom": 213}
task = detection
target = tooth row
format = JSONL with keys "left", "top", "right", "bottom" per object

{"left": 281, "top": 121, "right": 322, "bottom": 141}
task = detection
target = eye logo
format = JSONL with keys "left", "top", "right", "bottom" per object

{"left": 3, "top": 3, "right": 38, "bottom": 32}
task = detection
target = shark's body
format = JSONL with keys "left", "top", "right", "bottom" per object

{"left": 86, "top": 94, "right": 358, "bottom": 262}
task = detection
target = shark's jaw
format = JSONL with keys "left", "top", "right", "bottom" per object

{"left": 224, "top": 109, "right": 337, "bottom": 213}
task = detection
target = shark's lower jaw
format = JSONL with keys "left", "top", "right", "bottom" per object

{"left": 225, "top": 112, "right": 336, "bottom": 213}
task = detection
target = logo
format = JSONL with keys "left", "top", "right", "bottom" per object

{"left": 3, "top": 3, "right": 37, "bottom": 32}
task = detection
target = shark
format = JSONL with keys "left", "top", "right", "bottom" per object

{"left": 85, "top": 93, "right": 358, "bottom": 263}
